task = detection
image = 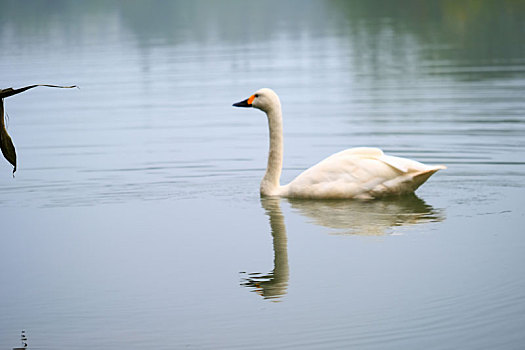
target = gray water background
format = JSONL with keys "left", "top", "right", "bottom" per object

{"left": 1, "top": 1, "right": 525, "bottom": 349}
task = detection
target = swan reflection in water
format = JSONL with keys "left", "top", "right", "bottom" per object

{"left": 241, "top": 195, "right": 444, "bottom": 300}
{"left": 289, "top": 194, "right": 444, "bottom": 236}
{"left": 240, "top": 198, "right": 289, "bottom": 301}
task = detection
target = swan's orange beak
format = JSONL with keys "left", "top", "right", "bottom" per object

{"left": 233, "top": 94, "right": 255, "bottom": 108}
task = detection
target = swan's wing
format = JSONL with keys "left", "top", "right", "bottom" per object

{"left": 282, "top": 147, "right": 445, "bottom": 199}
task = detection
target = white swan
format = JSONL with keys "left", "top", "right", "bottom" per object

{"left": 233, "top": 88, "right": 446, "bottom": 199}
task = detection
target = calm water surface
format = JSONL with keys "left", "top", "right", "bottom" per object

{"left": 1, "top": 1, "right": 525, "bottom": 349}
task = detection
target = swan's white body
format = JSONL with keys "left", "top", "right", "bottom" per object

{"left": 233, "top": 88, "right": 445, "bottom": 199}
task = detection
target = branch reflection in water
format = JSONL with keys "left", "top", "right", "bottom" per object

{"left": 241, "top": 195, "right": 444, "bottom": 300}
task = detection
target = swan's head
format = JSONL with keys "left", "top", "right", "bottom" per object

{"left": 233, "top": 88, "right": 281, "bottom": 112}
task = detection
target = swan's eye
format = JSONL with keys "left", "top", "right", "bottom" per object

{"left": 254, "top": 94, "right": 259, "bottom": 98}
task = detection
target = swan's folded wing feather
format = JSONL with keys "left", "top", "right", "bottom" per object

{"left": 335, "top": 148, "right": 445, "bottom": 173}
{"left": 342, "top": 147, "right": 384, "bottom": 157}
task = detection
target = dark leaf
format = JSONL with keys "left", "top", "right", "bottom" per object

{"left": 0, "top": 99, "right": 17, "bottom": 175}
{"left": 0, "top": 84, "right": 77, "bottom": 175}
{"left": 0, "top": 84, "right": 77, "bottom": 99}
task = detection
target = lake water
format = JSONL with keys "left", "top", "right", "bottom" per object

{"left": 1, "top": 1, "right": 525, "bottom": 349}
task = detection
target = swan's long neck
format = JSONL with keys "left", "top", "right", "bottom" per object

{"left": 260, "top": 105, "right": 283, "bottom": 196}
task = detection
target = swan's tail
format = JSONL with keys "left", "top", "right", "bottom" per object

{"left": 411, "top": 165, "right": 446, "bottom": 190}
